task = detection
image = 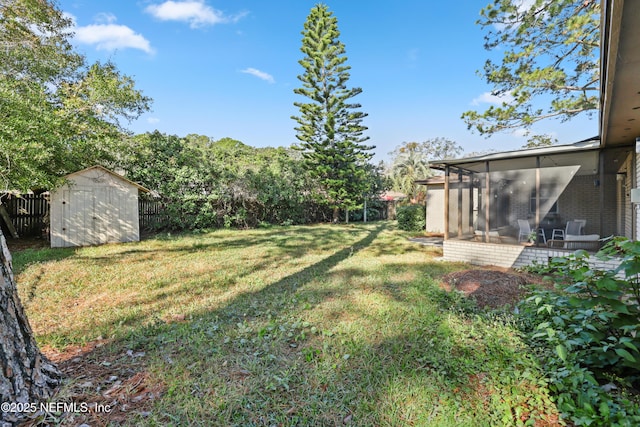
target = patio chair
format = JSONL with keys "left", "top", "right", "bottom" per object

{"left": 518, "top": 219, "right": 546, "bottom": 244}
{"left": 598, "top": 235, "right": 615, "bottom": 248}
{"left": 551, "top": 220, "right": 584, "bottom": 240}
{"left": 574, "top": 219, "right": 587, "bottom": 233}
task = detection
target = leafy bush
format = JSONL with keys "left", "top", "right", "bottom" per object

{"left": 346, "top": 200, "right": 385, "bottom": 222}
{"left": 518, "top": 238, "right": 640, "bottom": 425}
{"left": 124, "top": 132, "right": 338, "bottom": 230}
{"left": 396, "top": 204, "right": 425, "bottom": 231}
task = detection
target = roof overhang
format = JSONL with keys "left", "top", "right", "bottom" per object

{"left": 415, "top": 174, "right": 469, "bottom": 186}
{"left": 429, "top": 139, "right": 601, "bottom": 175}
{"left": 600, "top": 0, "right": 640, "bottom": 148}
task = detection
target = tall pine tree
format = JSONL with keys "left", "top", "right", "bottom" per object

{"left": 461, "top": 0, "right": 600, "bottom": 136}
{"left": 292, "top": 4, "right": 374, "bottom": 223}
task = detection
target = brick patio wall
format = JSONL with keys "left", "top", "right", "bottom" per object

{"left": 443, "top": 240, "right": 622, "bottom": 271}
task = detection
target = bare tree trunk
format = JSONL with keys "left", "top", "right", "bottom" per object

{"left": 1, "top": 229, "right": 60, "bottom": 425}
{"left": 332, "top": 207, "right": 339, "bottom": 223}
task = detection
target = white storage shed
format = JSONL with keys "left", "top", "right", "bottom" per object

{"left": 50, "top": 166, "right": 150, "bottom": 248}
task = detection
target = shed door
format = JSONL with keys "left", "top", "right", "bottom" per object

{"left": 62, "top": 189, "right": 108, "bottom": 246}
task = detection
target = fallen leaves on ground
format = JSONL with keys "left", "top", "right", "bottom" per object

{"left": 33, "top": 339, "right": 165, "bottom": 426}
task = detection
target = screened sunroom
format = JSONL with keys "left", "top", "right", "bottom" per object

{"left": 430, "top": 138, "right": 634, "bottom": 254}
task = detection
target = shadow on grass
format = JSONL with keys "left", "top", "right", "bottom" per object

{"left": 11, "top": 246, "right": 77, "bottom": 274}
{"left": 27, "top": 223, "right": 386, "bottom": 346}
{"left": 132, "top": 225, "right": 506, "bottom": 424}
{"left": 70, "top": 223, "right": 368, "bottom": 266}
{"left": 12, "top": 247, "right": 78, "bottom": 305}
{"left": 129, "top": 258, "right": 553, "bottom": 425}
{"left": 32, "top": 222, "right": 552, "bottom": 425}
{"left": 201, "top": 223, "right": 387, "bottom": 315}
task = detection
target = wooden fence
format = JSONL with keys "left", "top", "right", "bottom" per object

{"left": 0, "top": 193, "right": 49, "bottom": 237}
{"left": 1, "top": 193, "right": 167, "bottom": 238}
{"left": 139, "top": 199, "right": 167, "bottom": 230}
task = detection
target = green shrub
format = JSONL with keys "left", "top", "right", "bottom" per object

{"left": 396, "top": 204, "right": 425, "bottom": 231}
{"left": 124, "top": 132, "right": 340, "bottom": 230}
{"left": 518, "top": 238, "right": 640, "bottom": 425}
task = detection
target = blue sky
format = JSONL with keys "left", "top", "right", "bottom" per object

{"left": 59, "top": 0, "right": 599, "bottom": 163}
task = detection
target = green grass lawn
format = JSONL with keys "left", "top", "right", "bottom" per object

{"left": 13, "top": 222, "right": 561, "bottom": 426}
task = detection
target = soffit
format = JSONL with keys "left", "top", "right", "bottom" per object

{"left": 601, "top": 0, "right": 640, "bottom": 147}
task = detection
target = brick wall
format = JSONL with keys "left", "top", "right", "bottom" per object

{"left": 637, "top": 151, "right": 640, "bottom": 241}
{"left": 443, "top": 240, "right": 622, "bottom": 271}
{"left": 492, "top": 172, "right": 610, "bottom": 237}
{"left": 555, "top": 174, "right": 603, "bottom": 235}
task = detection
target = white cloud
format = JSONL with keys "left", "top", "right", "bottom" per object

{"left": 72, "top": 14, "right": 154, "bottom": 54}
{"left": 516, "top": 0, "right": 537, "bottom": 13}
{"left": 94, "top": 12, "right": 117, "bottom": 25}
{"left": 147, "top": 117, "right": 161, "bottom": 124}
{"left": 493, "top": 0, "right": 538, "bottom": 30}
{"left": 63, "top": 12, "right": 77, "bottom": 27}
{"left": 145, "top": 1, "right": 247, "bottom": 28}
{"left": 512, "top": 128, "right": 529, "bottom": 138}
{"left": 471, "top": 91, "right": 515, "bottom": 106}
{"left": 240, "top": 68, "right": 275, "bottom": 84}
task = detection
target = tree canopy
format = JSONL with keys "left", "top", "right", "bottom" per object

{"left": 461, "top": 0, "right": 600, "bottom": 137}
{"left": 388, "top": 138, "right": 462, "bottom": 201}
{"left": 0, "top": 0, "right": 151, "bottom": 191}
{"left": 292, "top": 4, "right": 375, "bottom": 222}
{"left": 124, "top": 132, "right": 342, "bottom": 229}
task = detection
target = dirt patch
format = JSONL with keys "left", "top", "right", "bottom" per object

{"left": 27, "top": 340, "right": 166, "bottom": 426}
{"left": 442, "top": 267, "right": 546, "bottom": 309}
{"left": 5, "top": 237, "right": 49, "bottom": 252}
